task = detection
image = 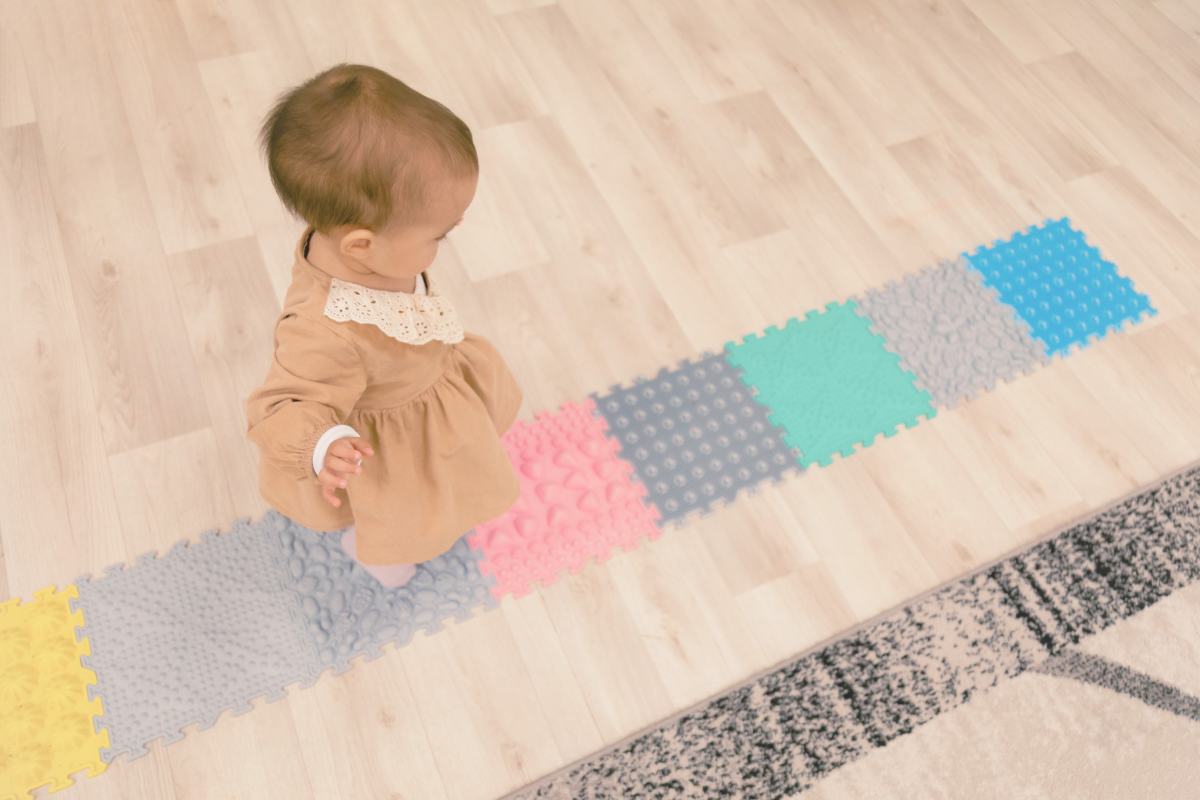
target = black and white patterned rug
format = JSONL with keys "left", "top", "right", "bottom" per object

{"left": 505, "top": 464, "right": 1200, "bottom": 799}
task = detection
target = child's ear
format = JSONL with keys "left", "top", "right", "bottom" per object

{"left": 340, "top": 228, "right": 376, "bottom": 260}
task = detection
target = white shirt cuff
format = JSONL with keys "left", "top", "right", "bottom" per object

{"left": 312, "top": 425, "right": 361, "bottom": 475}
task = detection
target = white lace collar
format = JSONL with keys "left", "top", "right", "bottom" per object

{"left": 323, "top": 271, "right": 464, "bottom": 345}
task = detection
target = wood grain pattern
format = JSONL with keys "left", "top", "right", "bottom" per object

{"left": 0, "top": 124, "right": 125, "bottom": 597}
{"left": 6, "top": 0, "right": 1200, "bottom": 796}
{"left": 101, "top": 0, "right": 255, "bottom": 254}
{"left": 13, "top": 0, "right": 212, "bottom": 456}
{"left": 0, "top": 28, "right": 35, "bottom": 128}
{"left": 166, "top": 237, "right": 281, "bottom": 520}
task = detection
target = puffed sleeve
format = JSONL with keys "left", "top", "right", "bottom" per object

{"left": 246, "top": 315, "right": 367, "bottom": 482}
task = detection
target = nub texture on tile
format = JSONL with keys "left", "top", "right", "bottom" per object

{"left": 469, "top": 400, "right": 662, "bottom": 599}
{"left": 73, "top": 520, "right": 316, "bottom": 762}
{"left": 854, "top": 258, "right": 1049, "bottom": 408}
{"left": 591, "top": 353, "right": 802, "bottom": 527}
{"left": 0, "top": 586, "right": 108, "bottom": 800}
{"left": 73, "top": 513, "right": 501, "bottom": 762}
{"left": 271, "top": 512, "right": 497, "bottom": 674}
{"left": 964, "top": 218, "right": 1156, "bottom": 357}
{"left": 726, "top": 301, "right": 937, "bottom": 468}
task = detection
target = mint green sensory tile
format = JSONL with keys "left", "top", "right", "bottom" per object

{"left": 725, "top": 301, "right": 936, "bottom": 467}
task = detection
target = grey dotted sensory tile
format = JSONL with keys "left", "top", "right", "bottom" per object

{"left": 72, "top": 518, "right": 317, "bottom": 762}
{"left": 590, "top": 352, "right": 803, "bottom": 527}
{"left": 72, "top": 511, "right": 499, "bottom": 763}
{"left": 853, "top": 258, "right": 1049, "bottom": 408}
{"left": 269, "top": 512, "right": 498, "bottom": 674}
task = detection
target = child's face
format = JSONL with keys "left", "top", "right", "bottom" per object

{"left": 342, "top": 172, "right": 478, "bottom": 281}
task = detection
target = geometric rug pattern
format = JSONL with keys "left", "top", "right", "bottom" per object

{"left": 0, "top": 219, "right": 1159, "bottom": 798}
{"left": 504, "top": 464, "right": 1200, "bottom": 799}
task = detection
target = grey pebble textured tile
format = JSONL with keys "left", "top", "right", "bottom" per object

{"left": 853, "top": 258, "right": 1049, "bottom": 408}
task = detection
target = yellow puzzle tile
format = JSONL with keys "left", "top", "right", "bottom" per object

{"left": 0, "top": 586, "right": 109, "bottom": 800}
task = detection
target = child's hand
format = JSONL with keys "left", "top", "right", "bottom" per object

{"left": 319, "top": 436, "right": 374, "bottom": 508}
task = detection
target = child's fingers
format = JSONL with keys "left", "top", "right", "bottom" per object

{"left": 328, "top": 439, "right": 372, "bottom": 466}
{"left": 325, "top": 455, "right": 361, "bottom": 475}
{"left": 320, "top": 481, "right": 342, "bottom": 508}
{"left": 344, "top": 437, "right": 375, "bottom": 457}
{"left": 320, "top": 468, "right": 351, "bottom": 489}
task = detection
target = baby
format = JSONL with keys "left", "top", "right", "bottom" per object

{"left": 246, "top": 64, "right": 522, "bottom": 589}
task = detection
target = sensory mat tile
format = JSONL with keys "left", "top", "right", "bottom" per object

{"left": 725, "top": 300, "right": 937, "bottom": 468}
{"left": 964, "top": 217, "right": 1156, "bottom": 357}
{"left": 590, "top": 352, "right": 802, "bottom": 527}
{"left": 0, "top": 586, "right": 108, "bottom": 800}
{"left": 853, "top": 258, "right": 1049, "bottom": 408}
{"left": 73, "top": 520, "right": 317, "bottom": 762}
{"left": 270, "top": 512, "right": 497, "bottom": 674}
{"left": 469, "top": 400, "right": 662, "bottom": 599}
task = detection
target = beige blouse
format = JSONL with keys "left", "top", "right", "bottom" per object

{"left": 245, "top": 229, "right": 523, "bottom": 565}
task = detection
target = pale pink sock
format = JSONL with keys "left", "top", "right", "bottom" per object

{"left": 340, "top": 527, "right": 417, "bottom": 589}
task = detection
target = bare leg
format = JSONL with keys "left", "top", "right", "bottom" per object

{"left": 340, "top": 528, "right": 418, "bottom": 589}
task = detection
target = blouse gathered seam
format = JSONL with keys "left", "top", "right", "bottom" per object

{"left": 344, "top": 348, "right": 466, "bottom": 417}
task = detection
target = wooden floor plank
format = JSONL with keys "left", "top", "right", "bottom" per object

{"left": 0, "top": 124, "right": 126, "bottom": 597}
{"left": 400, "top": 615, "right": 564, "bottom": 800}
{"left": 473, "top": 115, "right": 694, "bottom": 399}
{"left": 931, "top": 385, "right": 1085, "bottom": 532}
{"left": 196, "top": 50, "right": 312, "bottom": 303}
{"left": 537, "top": 565, "right": 676, "bottom": 743}
{"left": 7, "top": 0, "right": 1200, "bottom": 797}
{"left": 765, "top": 0, "right": 944, "bottom": 148}
{"left": 100, "top": 0, "right": 255, "bottom": 254}
{"left": 706, "top": 92, "right": 907, "bottom": 293}
{"left": 606, "top": 528, "right": 770, "bottom": 709}
{"left": 287, "top": 656, "right": 450, "bottom": 800}
{"left": 14, "top": 0, "right": 213, "bottom": 456}
{"left": 166, "top": 237, "right": 281, "bottom": 521}
{"left": 408, "top": 0, "right": 550, "bottom": 129}
{"left": 857, "top": 423, "right": 1017, "bottom": 580}
{"left": 499, "top": 5, "right": 765, "bottom": 353}
{"left": 560, "top": 0, "right": 786, "bottom": 248}
{"left": 712, "top": 0, "right": 937, "bottom": 269}
{"left": 734, "top": 562, "right": 858, "bottom": 668}
{"left": 166, "top": 693, "right": 314, "bottom": 800}
{"left": 500, "top": 591, "right": 606, "bottom": 765}
{"left": 0, "top": 27, "right": 35, "bottom": 128}
{"left": 106, "top": 428, "right": 239, "bottom": 558}
{"left": 959, "top": 0, "right": 1075, "bottom": 64}
{"left": 779, "top": 459, "right": 941, "bottom": 622}
{"left": 887, "top": 0, "right": 1118, "bottom": 184}
{"left": 628, "top": 0, "right": 764, "bottom": 104}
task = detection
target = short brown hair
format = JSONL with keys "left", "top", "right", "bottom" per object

{"left": 260, "top": 64, "right": 478, "bottom": 233}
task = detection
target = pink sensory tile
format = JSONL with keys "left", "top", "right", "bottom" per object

{"left": 469, "top": 399, "right": 661, "bottom": 599}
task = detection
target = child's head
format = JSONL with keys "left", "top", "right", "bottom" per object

{"left": 261, "top": 64, "right": 477, "bottom": 278}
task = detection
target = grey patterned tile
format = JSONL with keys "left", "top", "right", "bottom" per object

{"left": 853, "top": 258, "right": 1049, "bottom": 408}
{"left": 73, "top": 519, "right": 316, "bottom": 762}
{"left": 590, "top": 352, "right": 802, "bottom": 527}
{"left": 270, "top": 512, "right": 497, "bottom": 674}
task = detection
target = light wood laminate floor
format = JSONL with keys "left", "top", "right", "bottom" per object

{"left": 4, "top": 0, "right": 1200, "bottom": 797}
